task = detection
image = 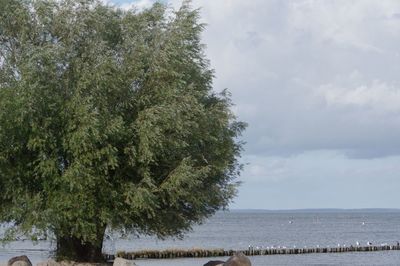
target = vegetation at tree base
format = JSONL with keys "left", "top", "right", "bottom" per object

{"left": 0, "top": 0, "right": 246, "bottom": 262}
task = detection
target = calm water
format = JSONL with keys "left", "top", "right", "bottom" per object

{"left": 2, "top": 210, "right": 400, "bottom": 265}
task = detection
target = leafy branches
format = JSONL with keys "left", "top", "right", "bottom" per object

{"left": 0, "top": 0, "right": 246, "bottom": 261}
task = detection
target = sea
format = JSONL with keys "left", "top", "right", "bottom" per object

{"left": 2, "top": 209, "right": 400, "bottom": 265}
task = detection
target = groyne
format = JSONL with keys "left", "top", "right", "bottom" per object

{"left": 105, "top": 243, "right": 400, "bottom": 260}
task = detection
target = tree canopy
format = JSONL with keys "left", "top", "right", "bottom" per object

{"left": 0, "top": 0, "right": 246, "bottom": 261}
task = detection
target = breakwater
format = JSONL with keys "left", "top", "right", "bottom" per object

{"left": 105, "top": 243, "right": 400, "bottom": 260}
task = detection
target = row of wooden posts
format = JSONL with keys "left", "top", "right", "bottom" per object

{"left": 104, "top": 243, "right": 400, "bottom": 260}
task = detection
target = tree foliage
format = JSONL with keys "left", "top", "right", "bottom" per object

{"left": 0, "top": 0, "right": 246, "bottom": 261}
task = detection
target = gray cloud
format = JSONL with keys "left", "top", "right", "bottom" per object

{"left": 187, "top": 0, "right": 400, "bottom": 159}
{"left": 117, "top": 0, "right": 400, "bottom": 208}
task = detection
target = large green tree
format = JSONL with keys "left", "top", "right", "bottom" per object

{"left": 0, "top": 0, "right": 246, "bottom": 262}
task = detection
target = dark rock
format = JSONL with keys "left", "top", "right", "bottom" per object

{"left": 7, "top": 256, "right": 32, "bottom": 266}
{"left": 203, "top": 260, "right": 225, "bottom": 266}
{"left": 223, "top": 253, "right": 251, "bottom": 266}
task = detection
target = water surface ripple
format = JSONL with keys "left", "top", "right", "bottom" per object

{"left": 2, "top": 210, "right": 400, "bottom": 265}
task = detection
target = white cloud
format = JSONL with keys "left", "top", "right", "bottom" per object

{"left": 243, "top": 150, "right": 400, "bottom": 184}
{"left": 120, "top": 0, "right": 154, "bottom": 10}
{"left": 287, "top": 0, "right": 400, "bottom": 53}
{"left": 101, "top": 0, "right": 155, "bottom": 11}
{"left": 242, "top": 155, "right": 290, "bottom": 183}
{"left": 234, "top": 150, "right": 400, "bottom": 209}
{"left": 317, "top": 80, "right": 400, "bottom": 113}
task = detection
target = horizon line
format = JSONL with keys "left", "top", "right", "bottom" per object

{"left": 227, "top": 207, "right": 400, "bottom": 211}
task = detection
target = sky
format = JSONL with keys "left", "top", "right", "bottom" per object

{"left": 108, "top": 0, "right": 400, "bottom": 210}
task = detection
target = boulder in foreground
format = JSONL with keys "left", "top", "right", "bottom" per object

{"left": 37, "top": 259, "right": 111, "bottom": 266}
{"left": 203, "top": 260, "right": 225, "bottom": 266}
{"left": 223, "top": 253, "right": 251, "bottom": 266}
{"left": 204, "top": 253, "right": 251, "bottom": 266}
{"left": 36, "top": 259, "right": 62, "bottom": 266}
{"left": 7, "top": 256, "right": 32, "bottom": 266}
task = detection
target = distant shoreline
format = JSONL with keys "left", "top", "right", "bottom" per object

{"left": 227, "top": 208, "right": 400, "bottom": 213}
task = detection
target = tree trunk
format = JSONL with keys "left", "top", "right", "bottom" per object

{"left": 56, "top": 229, "right": 106, "bottom": 262}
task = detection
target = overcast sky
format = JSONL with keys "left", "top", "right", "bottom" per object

{"left": 110, "top": 0, "right": 400, "bottom": 210}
